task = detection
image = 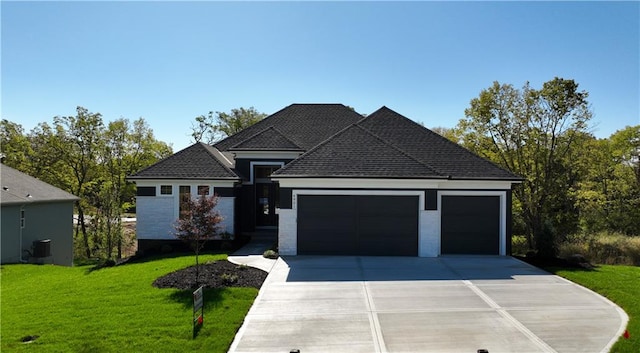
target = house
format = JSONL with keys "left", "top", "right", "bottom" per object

{"left": 1, "top": 164, "right": 79, "bottom": 266}
{"left": 129, "top": 104, "right": 522, "bottom": 256}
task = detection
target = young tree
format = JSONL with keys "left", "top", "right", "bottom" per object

{"left": 190, "top": 107, "right": 267, "bottom": 144}
{"left": 459, "top": 78, "right": 592, "bottom": 257}
{"left": 173, "top": 194, "right": 223, "bottom": 286}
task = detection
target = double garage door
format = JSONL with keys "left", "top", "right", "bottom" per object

{"left": 297, "top": 195, "right": 418, "bottom": 256}
{"left": 297, "top": 194, "right": 500, "bottom": 256}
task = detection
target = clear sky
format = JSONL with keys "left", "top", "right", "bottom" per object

{"left": 2, "top": 1, "right": 639, "bottom": 152}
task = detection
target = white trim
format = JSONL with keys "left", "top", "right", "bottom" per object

{"left": 438, "top": 190, "right": 507, "bottom": 256}
{"left": 233, "top": 151, "right": 303, "bottom": 160}
{"left": 133, "top": 179, "right": 236, "bottom": 188}
{"left": 291, "top": 189, "right": 425, "bottom": 211}
{"left": 274, "top": 178, "right": 515, "bottom": 190}
{"left": 159, "top": 184, "right": 173, "bottom": 196}
{"left": 249, "top": 161, "right": 285, "bottom": 184}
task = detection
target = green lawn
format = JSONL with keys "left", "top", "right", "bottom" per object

{"left": 1, "top": 254, "right": 258, "bottom": 353}
{"left": 546, "top": 265, "right": 639, "bottom": 353}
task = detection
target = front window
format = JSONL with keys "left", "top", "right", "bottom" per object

{"left": 197, "top": 185, "right": 210, "bottom": 196}
{"left": 21, "top": 208, "right": 25, "bottom": 228}
{"left": 179, "top": 185, "right": 191, "bottom": 219}
{"left": 160, "top": 185, "right": 173, "bottom": 195}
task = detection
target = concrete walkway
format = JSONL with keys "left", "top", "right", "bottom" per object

{"left": 228, "top": 232, "right": 278, "bottom": 273}
{"left": 228, "top": 256, "right": 628, "bottom": 353}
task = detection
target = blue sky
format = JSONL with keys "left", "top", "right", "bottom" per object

{"left": 2, "top": 1, "right": 639, "bottom": 152}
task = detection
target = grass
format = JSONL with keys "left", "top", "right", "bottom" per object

{"left": 1, "top": 253, "right": 258, "bottom": 353}
{"left": 545, "top": 265, "right": 639, "bottom": 353}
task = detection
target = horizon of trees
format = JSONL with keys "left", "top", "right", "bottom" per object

{"left": 2, "top": 88, "right": 638, "bottom": 261}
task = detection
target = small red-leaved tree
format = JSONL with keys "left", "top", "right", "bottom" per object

{"left": 173, "top": 194, "right": 223, "bottom": 287}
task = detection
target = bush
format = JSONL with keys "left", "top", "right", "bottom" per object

{"left": 511, "top": 235, "right": 529, "bottom": 256}
{"left": 220, "top": 273, "right": 238, "bottom": 285}
{"left": 559, "top": 232, "right": 640, "bottom": 265}
{"left": 263, "top": 249, "right": 279, "bottom": 259}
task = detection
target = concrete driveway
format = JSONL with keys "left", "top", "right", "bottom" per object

{"left": 228, "top": 256, "right": 627, "bottom": 353}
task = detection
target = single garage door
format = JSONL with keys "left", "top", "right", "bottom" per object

{"left": 297, "top": 195, "right": 418, "bottom": 256}
{"left": 441, "top": 195, "right": 500, "bottom": 255}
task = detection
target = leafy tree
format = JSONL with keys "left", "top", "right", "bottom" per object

{"left": 191, "top": 107, "right": 267, "bottom": 144}
{"left": 173, "top": 194, "right": 223, "bottom": 286}
{"left": 459, "top": 78, "right": 592, "bottom": 257}
{"left": 576, "top": 126, "right": 640, "bottom": 235}
{"left": 0, "top": 120, "right": 32, "bottom": 169}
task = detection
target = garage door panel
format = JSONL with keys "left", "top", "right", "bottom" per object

{"left": 297, "top": 195, "right": 418, "bottom": 256}
{"left": 441, "top": 196, "right": 500, "bottom": 255}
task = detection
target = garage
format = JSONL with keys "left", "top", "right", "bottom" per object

{"left": 441, "top": 195, "right": 500, "bottom": 255}
{"left": 297, "top": 195, "right": 418, "bottom": 256}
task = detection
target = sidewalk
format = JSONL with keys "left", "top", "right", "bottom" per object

{"left": 227, "top": 231, "right": 278, "bottom": 273}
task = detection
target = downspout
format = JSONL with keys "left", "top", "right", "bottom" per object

{"left": 19, "top": 204, "right": 28, "bottom": 263}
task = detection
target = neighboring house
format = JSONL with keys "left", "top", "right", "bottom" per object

{"left": 130, "top": 104, "right": 522, "bottom": 256}
{"left": 1, "top": 164, "right": 79, "bottom": 266}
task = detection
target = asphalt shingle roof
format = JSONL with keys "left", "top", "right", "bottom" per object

{"left": 129, "top": 142, "right": 239, "bottom": 180}
{"left": 272, "top": 124, "right": 444, "bottom": 178}
{"left": 357, "top": 107, "right": 520, "bottom": 180}
{"left": 274, "top": 106, "right": 521, "bottom": 180}
{"left": 1, "top": 165, "right": 79, "bottom": 205}
{"left": 229, "top": 127, "right": 303, "bottom": 151}
{"left": 215, "top": 104, "right": 363, "bottom": 151}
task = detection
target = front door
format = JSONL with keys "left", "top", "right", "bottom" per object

{"left": 254, "top": 165, "right": 281, "bottom": 228}
{"left": 255, "top": 182, "right": 278, "bottom": 227}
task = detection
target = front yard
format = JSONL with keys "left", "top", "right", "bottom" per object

{"left": 1, "top": 254, "right": 258, "bottom": 353}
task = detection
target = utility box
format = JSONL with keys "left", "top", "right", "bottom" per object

{"left": 33, "top": 239, "right": 51, "bottom": 258}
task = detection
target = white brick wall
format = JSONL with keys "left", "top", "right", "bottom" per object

{"left": 278, "top": 209, "right": 297, "bottom": 255}
{"left": 137, "top": 196, "right": 235, "bottom": 240}
{"left": 137, "top": 196, "right": 175, "bottom": 240}
{"left": 419, "top": 210, "right": 440, "bottom": 257}
{"left": 216, "top": 197, "right": 235, "bottom": 235}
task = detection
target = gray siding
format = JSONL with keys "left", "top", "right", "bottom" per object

{"left": 1, "top": 201, "right": 75, "bottom": 266}
{"left": 1, "top": 205, "right": 21, "bottom": 264}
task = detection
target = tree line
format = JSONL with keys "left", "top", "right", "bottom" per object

{"left": 1, "top": 107, "right": 172, "bottom": 260}
{"left": 3, "top": 80, "right": 637, "bottom": 261}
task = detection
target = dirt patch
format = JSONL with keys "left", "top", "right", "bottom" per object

{"left": 153, "top": 260, "right": 267, "bottom": 290}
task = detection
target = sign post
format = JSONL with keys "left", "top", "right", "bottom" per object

{"left": 193, "top": 286, "right": 204, "bottom": 338}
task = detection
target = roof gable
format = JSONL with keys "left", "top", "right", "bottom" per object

{"left": 229, "top": 127, "right": 303, "bottom": 151}
{"left": 273, "top": 124, "right": 444, "bottom": 178}
{"left": 1, "top": 165, "right": 79, "bottom": 205}
{"left": 215, "top": 104, "right": 363, "bottom": 151}
{"left": 129, "top": 142, "right": 239, "bottom": 180}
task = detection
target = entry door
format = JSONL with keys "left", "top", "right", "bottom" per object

{"left": 255, "top": 183, "right": 278, "bottom": 227}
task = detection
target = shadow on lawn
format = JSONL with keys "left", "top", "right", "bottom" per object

{"left": 514, "top": 255, "right": 597, "bottom": 275}
{"left": 167, "top": 288, "right": 226, "bottom": 310}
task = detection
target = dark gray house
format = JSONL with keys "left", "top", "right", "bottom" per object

{"left": 130, "top": 104, "right": 521, "bottom": 256}
{"left": 1, "top": 164, "right": 79, "bottom": 266}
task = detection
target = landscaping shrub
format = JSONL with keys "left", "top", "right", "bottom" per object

{"left": 263, "top": 249, "right": 278, "bottom": 259}
{"left": 558, "top": 232, "right": 640, "bottom": 265}
{"left": 511, "top": 235, "right": 529, "bottom": 256}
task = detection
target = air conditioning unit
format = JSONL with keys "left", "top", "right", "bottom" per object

{"left": 33, "top": 239, "right": 51, "bottom": 258}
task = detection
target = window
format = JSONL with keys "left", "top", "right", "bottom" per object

{"left": 20, "top": 208, "right": 25, "bottom": 228}
{"left": 160, "top": 185, "right": 173, "bottom": 195}
{"left": 179, "top": 186, "right": 191, "bottom": 219}
{"left": 255, "top": 165, "right": 280, "bottom": 179}
{"left": 197, "top": 185, "right": 210, "bottom": 196}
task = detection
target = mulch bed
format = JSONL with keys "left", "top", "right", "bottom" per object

{"left": 153, "top": 260, "right": 268, "bottom": 290}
